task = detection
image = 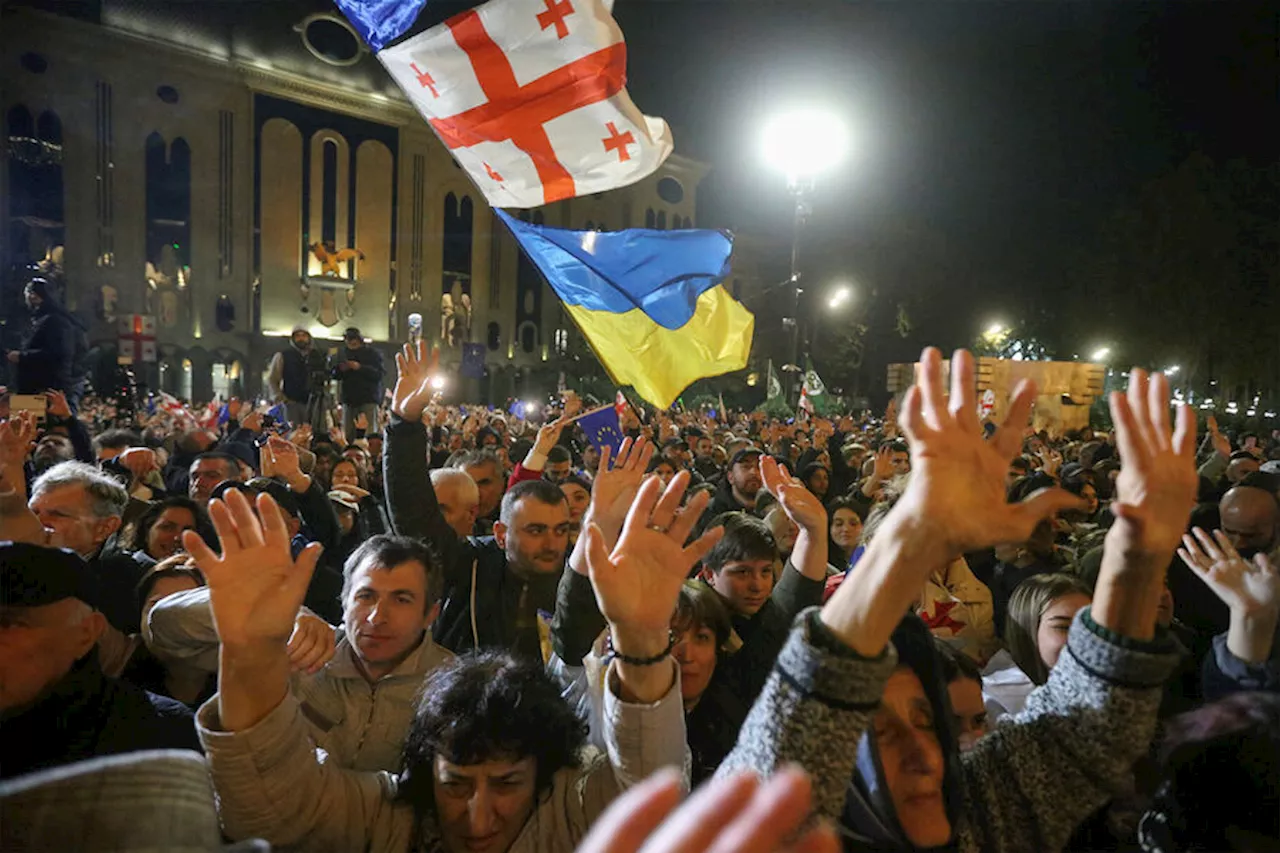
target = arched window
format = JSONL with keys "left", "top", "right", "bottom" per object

{"left": 7, "top": 105, "right": 64, "bottom": 266}
{"left": 656, "top": 211, "right": 666, "bottom": 230}
{"left": 645, "top": 208, "right": 655, "bottom": 229}
{"left": 486, "top": 321, "right": 501, "bottom": 351}
{"left": 442, "top": 192, "right": 474, "bottom": 298}
{"left": 145, "top": 133, "right": 192, "bottom": 283}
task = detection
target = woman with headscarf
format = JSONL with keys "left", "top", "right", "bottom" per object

{"left": 716, "top": 349, "right": 1196, "bottom": 852}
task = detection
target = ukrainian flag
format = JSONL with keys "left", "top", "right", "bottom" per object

{"left": 495, "top": 211, "right": 754, "bottom": 409}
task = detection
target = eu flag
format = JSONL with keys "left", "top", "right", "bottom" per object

{"left": 494, "top": 211, "right": 754, "bottom": 409}
{"left": 576, "top": 406, "right": 624, "bottom": 456}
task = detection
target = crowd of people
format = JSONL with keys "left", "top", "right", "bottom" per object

{"left": 2, "top": 326, "right": 1279, "bottom": 852}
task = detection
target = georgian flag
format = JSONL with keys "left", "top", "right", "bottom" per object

{"left": 337, "top": 0, "right": 674, "bottom": 208}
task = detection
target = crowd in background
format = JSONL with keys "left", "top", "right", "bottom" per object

{"left": 2, "top": 305, "right": 1279, "bottom": 852}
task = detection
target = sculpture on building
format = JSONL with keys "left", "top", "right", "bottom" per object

{"left": 309, "top": 241, "right": 364, "bottom": 276}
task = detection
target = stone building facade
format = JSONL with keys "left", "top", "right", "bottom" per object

{"left": 1, "top": 1, "right": 712, "bottom": 404}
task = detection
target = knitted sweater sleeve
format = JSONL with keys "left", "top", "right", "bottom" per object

{"left": 956, "top": 607, "right": 1180, "bottom": 852}
{"left": 714, "top": 608, "right": 898, "bottom": 822}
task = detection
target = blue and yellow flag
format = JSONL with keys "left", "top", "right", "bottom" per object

{"left": 495, "top": 211, "right": 754, "bottom": 409}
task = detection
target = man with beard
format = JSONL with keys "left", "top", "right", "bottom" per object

{"left": 5, "top": 276, "right": 87, "bottom": 408}
{"left": 385, "top": 342, "right": 570, "bottom": 659}
{"left": 267, "top": 326, "right": 329, "bottom": 431}
{"left": 702, "top": 447, "right": 764, "bottom": 528}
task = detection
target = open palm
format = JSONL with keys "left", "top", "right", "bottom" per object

{"left": 896, "top": 348, "right": 1081, "bottom": 554}
{"left": 588, "top": 436, "right": 655, "bottom": 542}
{"left": 1179, "top": 527, "right": 1280, "bottom": 617}
{"left": 391, "top": 340, "right": 438, "bottom": 422}
{"left": 182, "top": 489, "right": 322, "bottom": 649}
{"left": 584, "top": 471, "right": 722, "bottom": 634}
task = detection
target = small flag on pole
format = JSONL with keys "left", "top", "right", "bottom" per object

{"left": 576, "top": 404, "right": 624, "bottom": 456}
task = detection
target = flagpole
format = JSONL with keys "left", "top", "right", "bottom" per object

{"left": 561, "top": 402, "right": 615, "bottom": 425}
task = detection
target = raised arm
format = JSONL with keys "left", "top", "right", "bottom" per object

{"left": 760, "top": 455, "right": 828, "bottom": 583}
{"left": 383, "top": 342, "right": 459, "bottom": 558}
{"left": 718, "top": 348, "right": 1082, "bottom": 823}
{"left": 553, "top": 436, "right": 654, "bottom": 664}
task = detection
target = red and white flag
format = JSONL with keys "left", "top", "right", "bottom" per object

{"left": 378, "top": 0, "right": 673, "bottom": 208}
{"left": 798, "top": 386, "right": 814, "bottom": 417}
{"left": 614, "top": 389, "right": 627, "bottom": 416}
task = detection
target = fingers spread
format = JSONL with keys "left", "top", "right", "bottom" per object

{"left": 949, "top": 349, "right": 979, "bottom": 432}
{"left": 576, "top": 768, "right": 683, "bottom": 853}
{"left": 917, "top": 347, "right": 946, "bottom": 430}
{"left": 637, "top": 772, "right": 759, "bottom": 853}
{"left": 1148, "top": 372, "right": 1172, "bottom": 450}
{"left": 898, "top": 386, "right": 929, "bottom": 444}
{"left": 682, "top": 525, "right": 725, "bottom": 570}
{"left": 994, "top": 379, "right": 1035, "bottom": 459}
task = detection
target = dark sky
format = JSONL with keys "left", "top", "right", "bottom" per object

{"left": 613, "top": 1, "right": 1277, "bottom": 317}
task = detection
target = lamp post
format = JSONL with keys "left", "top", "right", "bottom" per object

{"left": 762, "top": 108, "right": 849, "bottom": 405}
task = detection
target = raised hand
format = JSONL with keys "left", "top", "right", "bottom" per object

{"left": 583, "top": 470, "right": 722, "bottom": 641}
{"left": 533, "top": 414, "right": 571, "bottom": 456}
{"left": 354, "top": 411, "right": 370, "bottom": 432}
{"left": 587, "top": 436, "right": 655, "bottom": 542}
{"left": 870, "top": 445, "right": 895, "bottom": 481}
{"left": 263, "top": 436, "right": 309, "bottom": 492}
{"left": 576, "top": 767, "right": 837, "bottom": 853}
{"left": 45, "top": 389, "right": 72, "bottom": 419}
{"left": 391, "top": 340, "right": 439, "bottom": 422}
{"left": 288, "top": 611, "right": 337, "bottom": 675}
{"left": 1206, "top": 415, "right": 1231, "bottom": 458}
{"left": 1179, "top": 528, "right": 1280, "bottom": 618}
{"left": 240, "top": 409, "right": 263, "bottom": 434}
{"left": 118, "top": 447, "right": 158, "bottom": 482}
{"left": 0, "top": 411, "right": 37, "bottom": 462}
{"left": 288, "top": 424, "right": 313, "bottom": 449}
{"left": 1106, "top": 368, "right": 1197, "bottom": 562}
{"left": 894, "top": 348, "right": 1083, "bottom": 555}
{"left": 761, "top": 456, "right": 826, "bottom": 532}
{"left": 182, "top": 489, "right": 323, "bottom": 650}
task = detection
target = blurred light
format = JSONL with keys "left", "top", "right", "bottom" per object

{"left": 985, "top": 322, "right": 1006, "bottom": 337}
{"left": 1246, "top": 409, "right": 1257, "bottom": 417}
{"left": 761, "top": 107, "right": 850, "bottom": 183}
{"left": 1090, "top": 347, "right": 1111, "bottom": 361}
{"left": 524, "top": 401, "right": 538, "bottom": 415}
{"left": 827, "top": 285, "right": 852, "bottom": 310}
{"left": 430, "top": 375, "right": 446, "bottom": 390}
{"left": 1164, "top": 365, "right": 1180, "bottom": 376}
{"left": 1266, "top": 411, "right": 1277, "bottom": 419}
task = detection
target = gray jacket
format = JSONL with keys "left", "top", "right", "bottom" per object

{"left": 148, "top": 586, "right": 453, "bottom": 772}
{"left": 196, "top": 659, "right": 689, "bottom": 852}
{"left": 718, "top": 607, "right": 1180, "bottom": 852}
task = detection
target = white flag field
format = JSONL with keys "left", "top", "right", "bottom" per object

{"left": 376, "top": 0, "right": 674, "bottom": 208}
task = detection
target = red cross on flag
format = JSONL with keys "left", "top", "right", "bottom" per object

{"left": 117, "top": 314, "right": 157, "bottom": 363}
{"left": 374, "top": 0, "right": 673, "bottom": 208}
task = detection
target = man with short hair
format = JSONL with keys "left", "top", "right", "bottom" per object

{"left": 692, "top": 433, "right": 719, "bottom": 479}
{"left": 187, "top": 451, "right": 241, "bottom": 503}
{"left": 700, "top": 460, "right": 829, "bottom": 704}
{"left": 28, "top": 460, "right": 144, "bottom": 632}
{"left": 543, "top": 445, "right": 573, "bottom": 483}
{"left": 387, "top": 344, "right": 571, "bottom": 657}
{"left": 0, "top": 543, "right": 198, "bottom": 780}
{"left": 92, "top": 429, "right": 141, "bottom": 462}
{"left": 148, "top": 534, "right": 452, "bottom": 772}
{"left": 331, "top": 326, "right": 385, "bottom": 439}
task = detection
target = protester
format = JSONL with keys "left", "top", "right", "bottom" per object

{"left": 266, "top": 327, "right": 328, "bottom": 431}
{"left": 5, "top": 275, "right": 86, "bottom": 407}
{"left": 0, "top": 543, "right": 199, "bottom": 780}
{"left": 717, "top": 349, "right": 1195, "bottom": 853}
{"left": 188, "top": 461, "right": 718, "bottom": 850}
{"left": 331, "top": 326, "right": 385, "bottom": 439}
{"left": 124, "top": 496, "right": 213, "bottom": 564}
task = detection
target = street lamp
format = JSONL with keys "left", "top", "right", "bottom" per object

{"left": 1164, "top": 365, "right": 1181, "bottom": 376}
{"left": 1090, "top": 346, "right": 1111, "bottom": 362}
{"left": 762, "top": 107, "right": 850, "bottom": 404}
{"left": 828, "top": 285, "right": 853, "bottom": 310}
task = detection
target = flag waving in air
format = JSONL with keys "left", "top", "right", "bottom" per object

{"left": 496, "top": 212, "right": 753, "bottom": 410}
{"left": 336, "top": 0, "right": 673, "bottom": 208}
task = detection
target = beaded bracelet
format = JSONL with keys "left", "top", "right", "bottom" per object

{"left": 605, "top": 629, "right": 677, "bottom": 666}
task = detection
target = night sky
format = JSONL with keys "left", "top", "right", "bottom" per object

{"left": 612, "top": 1, "right": 1277, "bottom": 346}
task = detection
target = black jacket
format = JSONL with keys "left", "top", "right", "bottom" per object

{"left": 384, "top": 415, "right": 559, "bottom": 659}
{"left": 0, "top": 654, "right": 199, "bottom": 781}
{"left": 330, "top": 345, "right": 385, "bottom": 406}
{"left": 280, "top": 345, "right": 328, "bottom": 403}
{"left": 14, "top": 306, "right": 82, "bottom": 395}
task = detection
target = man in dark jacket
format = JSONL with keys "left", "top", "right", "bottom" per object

{"left": 384, "top": 343, "right": 570, "bottom": 659}
{"left": 330, "top": 326, "right": 384, "bottom": 440}
{"left": 701, "top": 447, "right": 763, "bottom": 530}
{"left": 6, "top": 276, "right": 85, "bottom": 407}
{"left": 267, "top": 327, "right": 328, "bottom": 431}
{"left": 0, "top": 543, "right": 199, "bottom": 780}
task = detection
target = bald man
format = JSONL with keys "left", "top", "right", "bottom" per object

{"left": 429, "top": 468, "right": 479, "bottom": 539}
{"left": 1220, "top": 482, "right": 1279, "bottom": 561}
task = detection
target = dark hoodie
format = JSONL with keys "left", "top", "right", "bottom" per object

{"left": 840, "top": 615, "right": 963, "bottom": 852}
{"left": 14, "top": 277, "right": 85, "bottom": 396}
